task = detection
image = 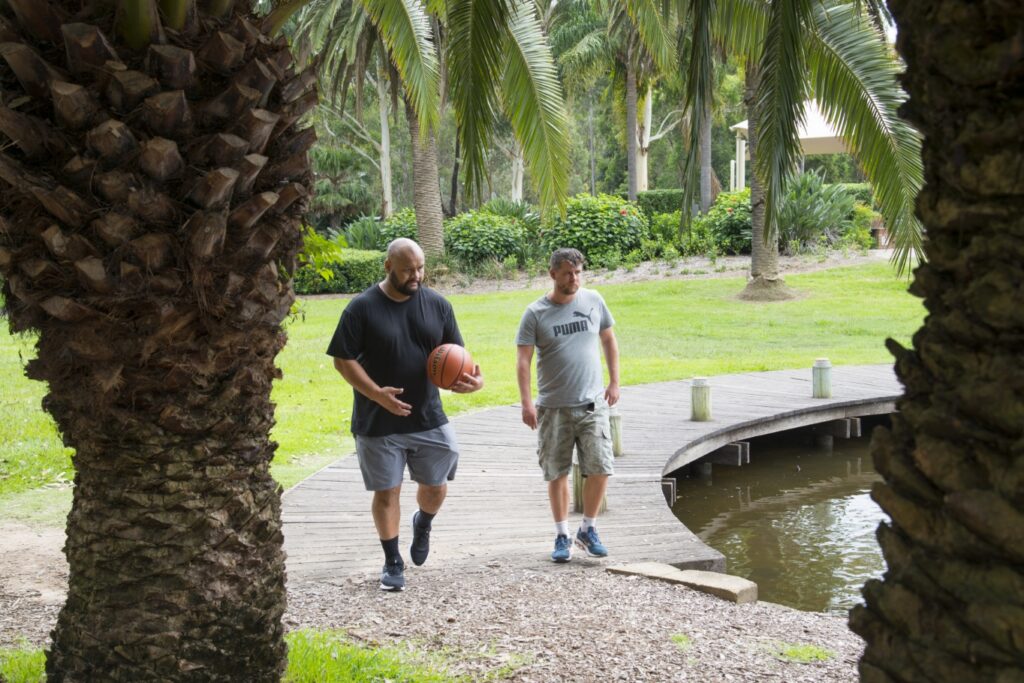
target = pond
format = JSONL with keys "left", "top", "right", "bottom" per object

{"left": 671, "top": 420, "right": 890, "bottom": 615}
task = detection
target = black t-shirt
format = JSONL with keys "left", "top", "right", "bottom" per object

{"left": 326, "top": 284, "right": 464, "bottom": 437}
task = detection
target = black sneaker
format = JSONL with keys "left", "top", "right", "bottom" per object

{"left": 410, "top": 511, "right": 431, "bottom": 566}
{"left": 380, "top": 561, "right": 405, "bottom": 591}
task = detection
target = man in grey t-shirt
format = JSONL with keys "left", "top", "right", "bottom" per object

{"left": 516, "top": 248, "right": 620, "bottom": 563}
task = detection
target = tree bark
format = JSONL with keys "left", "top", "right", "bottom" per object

{"left": 739, "top": 65, "right": 792, "bottom": 301}
{"left": 636, "top": 84, "right": 651, "bottom": 192}
{"left": 587, "top": 95, "right": 597, "bottom": 196}
{"left": 625, "top": 55, "right": 638, "bottom": 201}
{"left": 510, "top": 140, "right": 524, "bottom": 202}
{"left": 447, "top": 133, "right": 460, "bottom": 218}
{"left": 849, "top": 2, "right": 1024, "bottom": 681}
{"left": 375, "top": 62, "right": 393, "bottom": 219}
{"left": 404, "top": 99, "right": 444, "bottom": 255}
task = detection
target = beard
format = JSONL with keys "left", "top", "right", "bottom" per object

{"left": 557, "top": 282, "right": 579, "bottom": 297}
{"left": 389, "top": 270, "right": 420, "bottom": 296}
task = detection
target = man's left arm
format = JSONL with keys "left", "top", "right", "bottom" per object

{"left": 600, "top": 326, "right": 620, "bottom": 406}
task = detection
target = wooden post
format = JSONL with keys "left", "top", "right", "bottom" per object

{"left": 691, "top": 377, "right": 711, "bottom": 421}
{"left": 813, "top": 358, "right": 832, "bottom": 398}
{"left": 609, "top": 407, "right": 623, "bottom": 457}
{"left": 571, "top": 460, "right": 607, "bottom": 514}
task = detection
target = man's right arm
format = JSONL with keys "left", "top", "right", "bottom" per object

{"left": 333, "top": 357, "right": 412, "bottom": 417}
{"left": 516, "top": 345, "right": 537, "bottom": 429}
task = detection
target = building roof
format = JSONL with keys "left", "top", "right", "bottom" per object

{"left": 729, "top": 100, "right": 848, "bottom": 156}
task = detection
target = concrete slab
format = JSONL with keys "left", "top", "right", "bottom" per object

{"left": 607, "top": 562, "right": 758, "bottom": 604}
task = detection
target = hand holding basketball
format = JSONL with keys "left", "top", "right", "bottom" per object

{"left": 427, "top": 343, "right": 475, "bottom": 390}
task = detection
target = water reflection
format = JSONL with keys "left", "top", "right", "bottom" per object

{"left": 671, "top": 427, "right": 889, "bottom": 614}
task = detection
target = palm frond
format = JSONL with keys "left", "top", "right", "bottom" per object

{"left": 753, "top": 0, "right": 815, "bottom": 240}
{"left": 807, "top": 2, "right": 921, "bottom": 271}
{"left": 714, "top": 0, "right": 767, "bottom": 63}
{"left": 446, "top": 0, "right": 514, "bottom": 200}
{"left": 624, "top": 0, "right": 675, "bottom": 74}
{"left": 557, "top": 29, "right": 610, "bottom": 95}
{"left": 360, "top": 0, "right": 440, "bottom": 134}
{"left": 500, "top": 0, "right": 571, "bottom": 214}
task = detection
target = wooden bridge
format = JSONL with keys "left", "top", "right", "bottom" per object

{"left": 282, "top": 364, "right": 900, "bottom": 582}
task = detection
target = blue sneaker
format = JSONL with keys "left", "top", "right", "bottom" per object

{"left": 410, "top": 511, "right": 431, "bottom": 566}
{"left": 551, "top": 534, "right": 573, "bottom": 563}
{"left": 575, "top": 526, "right": 608, "bottom": 557}
{"left": 380, "top": 561, "right": 405, "bottom": 591}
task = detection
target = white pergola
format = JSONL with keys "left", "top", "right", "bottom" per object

{"left": 728, "top": 100, "right": 848, "bottom": 191}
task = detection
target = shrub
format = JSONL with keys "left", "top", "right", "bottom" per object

{"left": 443, "top": 210, "right": 525, "bottom": 264}
{"left": 679, "top": 217, "right": 718, "bottom": 257}
{"left": 636, "top": 189, "right": 684, "bottom": 220}
{"left": 843, "top": 202, "right": 879, "bottom": 251}
{"left": 832, "top": 182, "right": 873, "bottom": 206}
{"left": 540, "top": 193, "right": 649, "bottom": 268}
{"left": 294, "top": 248, "right": 385, "bottom": 295}
{"left": 778, "top": 171, "right": 855, "bottom": 254}
{"left": 378, "top": 207, "right": 418, "bottom": 248}
{"left": 343, "top": 215, "right": 383, "bottom": 250}
{"left": 695, "top": 189, "right": 752, "bottom": 255}
{"left": 649, "top": 211, "right": 682, "bottom": 244}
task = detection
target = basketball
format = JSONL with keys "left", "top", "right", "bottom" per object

{"left": 427, "top": 343, "right": 474, "bottom": 389}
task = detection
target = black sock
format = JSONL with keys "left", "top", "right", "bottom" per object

{"left": 415, "top": 510, "right": 436, "bottom": 528}
{"left": 381, "top": 536, "right": 401, "bottom": 565}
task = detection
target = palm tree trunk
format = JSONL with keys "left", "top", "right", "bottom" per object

{"left": 625, "top": 56, "right": 638, "bottom": 201}
{"left": 636, "top": 84, "right": 651, "bottom": 192}
{"left": 739, "top": 65, "right": 792, "bottom": 301}
{"left": 447, "top": 134, "right": 460, "bottom": 217}
{"left": 849, "top": 2, "right": 1024, "bottom": 681}
{"left": 376, "top": 62, "right": 393, "bottom": 219}
{"left": 699, "top": 100, "right": 713, "bottom": 212}
{"left": 404, "top": 99, "right": 444, "bottom": 255}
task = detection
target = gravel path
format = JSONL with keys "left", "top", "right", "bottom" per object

{"left": 2, "top": 522, "right": 863, "bottom": 681}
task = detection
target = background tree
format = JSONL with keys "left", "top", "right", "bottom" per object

{"left": 849, "top": 1, "right": 1024, "bottom": 680}
{"left": 0, "top": 0, "right": 315, "bottom": 678}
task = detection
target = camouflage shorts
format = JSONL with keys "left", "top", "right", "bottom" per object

{"left": 536, "top": 400, "right": 614, "bottom": 481}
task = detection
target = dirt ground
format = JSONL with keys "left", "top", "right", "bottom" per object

{"left": 0, "top": 251, "right": 889, "bottom": 675}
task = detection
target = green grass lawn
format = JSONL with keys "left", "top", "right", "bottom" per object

{"left": 0, "top": 261, "right": 923, "bottom": 524}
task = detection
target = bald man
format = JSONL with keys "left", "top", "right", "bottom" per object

{"left": 327, "top": 238, "right": 483, "bottom": 591}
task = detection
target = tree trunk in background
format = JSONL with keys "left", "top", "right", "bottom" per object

{"left": 625, "top": 57, "right": 638, "bottom": 201}
{"left": 636, "top": 84, "right": 651, "bottom": 192}
{"left": 849, "top": 2, "right": 1024, "bottom": 681}
{"left": 588, "top": 95, "right": 597, "bottom": 195}
{"left": 376, "top": 63, "right": 393, "bottom": 219}
{"left": 0, "top": 3, "right": 314, "bottom": 679}
{"left": 699, "top": 100, "right": 713, "bottom": 212}
{"left": 510, "top": 140, "right": 525, "bottom": 202}
{"left": 739, "top": 66, "right": 792, "bottom": 301}
{"left": 404, "top": 100, "right": 444, "bottom": 254}
{"left": 447, "top": 134, "right": 460, "bottom": 217}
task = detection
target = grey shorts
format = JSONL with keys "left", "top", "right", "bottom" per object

{"left": 536, "top": 400, "right": 614, "bottom": 481}
{"left": 355, "top": 423, "right": 460, "bottom": 491}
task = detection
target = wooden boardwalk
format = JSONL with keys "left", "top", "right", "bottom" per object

{"left": 283, "top": 364, "right": 900, "bottom": 582}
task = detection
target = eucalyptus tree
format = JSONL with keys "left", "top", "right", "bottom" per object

{"left": 679, "top": 0, "right": 923, "bottom": 298}
{"left": 848, "top": 1, "right": 1024, "bottom": 680}
{"left": 0, "top": 0, "right": 315, "bottom": 678}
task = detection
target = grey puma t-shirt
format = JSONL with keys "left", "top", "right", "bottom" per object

{"left": 516, "top": 288, "right": 614, "bottom": 408}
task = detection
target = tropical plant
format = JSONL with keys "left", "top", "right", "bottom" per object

{"left": 343, "top": 214, "right": 383, "bottom": 250}
{"left": 286, "top": 0, "right": 572, "bottom": 254}
{"left": 679, "top": 0, "right": 924, "bottom": 296}
{"left": 695, "top": 189, "right": 752, "bottom": 254}
{"left": 0, "top": 0, "right": 315, "bottom": 678}
{"left": 848, "top": 2, "right": 1024, "bottom": 681}
{"left": 777, "top": 170, "right": 855, "bottom": 253}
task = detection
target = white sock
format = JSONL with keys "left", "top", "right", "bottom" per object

{"left": 580, "top": 516, "right": 596, "bottom": 532}
{"left": 555, "top": 520, "right": 570, "bottom": 537}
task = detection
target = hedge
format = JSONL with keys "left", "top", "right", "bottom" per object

{"left": 636, "top": 189, "right": 684, "bottom": 220}
{"left": 294, "top": 248, "right": 385, "bottom": 295}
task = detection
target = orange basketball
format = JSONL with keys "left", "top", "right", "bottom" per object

{"left": 427, "top": 343, "right": 474, "bottom": 389}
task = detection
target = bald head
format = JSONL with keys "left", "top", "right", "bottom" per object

{"left": 383, "top": 238, "right": 425, "bottom": 298}
{"left": 386, "top": 238, "right": 423, "bottom": 262}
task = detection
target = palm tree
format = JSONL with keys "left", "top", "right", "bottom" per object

{"left": 848, "top": 1, "right": 1024, "bottom": 679}
{"left": 286, "top": 0, "right": 570, "bottom": 253}
{"left": 0, "top": 0, "right": 313, "bottom": 678}
{"left": 680, "top": 0, "right": 923, "bottom": 298}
